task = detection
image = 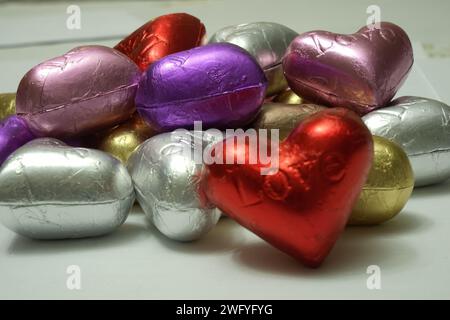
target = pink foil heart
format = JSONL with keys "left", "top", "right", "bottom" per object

{"left": 283, "top": 22, "right": 413, "bottom": 115}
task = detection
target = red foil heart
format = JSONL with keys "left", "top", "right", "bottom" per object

{"left": 283, "top": 22, "right": 413, "bottom": 115}
{"left": 204, "top": 108, "right": 373, "bottom": 267}
{"left": 115, "top": 13, "right": 205, "bottom": 71}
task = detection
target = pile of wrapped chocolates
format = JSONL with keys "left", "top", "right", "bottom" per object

{"left": 1, "top": 13, "right": 449, "bottom": 268}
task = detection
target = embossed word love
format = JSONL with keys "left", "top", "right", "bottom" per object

{"left": 204, "top": 108, "right": 373, "bottom": 267}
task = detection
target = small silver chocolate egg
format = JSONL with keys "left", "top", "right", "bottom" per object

{"left": 127, "top": 130, "right": 221, "bottom": 241}
{"left": 363, "top": 96, "right": 450, "bottom": 186}
{"left": 209, "top": 22, "right": 298, "bottom": 97}
{"left": 0, "top": 138, "right": 135, "bottom": 239}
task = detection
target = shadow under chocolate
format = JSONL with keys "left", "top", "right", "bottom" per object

{"left": 411, "top": 179, "right": 450, "bottom": 198}
{"left": 232, "top": 212, "right": 431, "bottom": 277}
{"left": 151, "top": 218, "right": 247, "bottom": 255}
{"left": 7, "top": 218, "right": 150, "bottom": 255}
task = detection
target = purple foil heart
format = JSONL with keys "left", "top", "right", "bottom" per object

{"left": 283, "top": 22, "right": 413, "bottom": 115}
{"left": 135, "top": 43, "right": 267, "bottom": 131}
{"left": 16, "top": 45, "right": 141, "bottom": 138}
{"left": 0, "top": 115, "right": 35, "bottom": 165}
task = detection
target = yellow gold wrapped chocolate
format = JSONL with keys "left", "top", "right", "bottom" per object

{"left": 252, "top": 103, "right": 325, "bottom": 140}
{"left": 98, "top": 113, "right": 157, "bottom": 164}
{"left": 273, "top": 89, "right": 304, "bottom": 105}
{"left": 349, "top": 136, "right": 414, "bottom": 225}
{"left": 0, "top": 93, "right": 16, "bottom": 120}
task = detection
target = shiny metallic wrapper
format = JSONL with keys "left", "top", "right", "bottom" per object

{"left": 363, "top": 96, "right": 450, "bottom": 186}
{"left": 205, "top": 108, "right": 374, "bottom": 267}
{"left": 115, "top": 13, "right": 206, "bottom": 71}
{"left": 0, "top": 93, "right": 16, "bottom": 120}
{"left": 0, "top": 115, "right": 35, "bottom": 165}
{"left": 349, "top": 136, "right": 414, "bottom": 225}
{"left": 135, "top": 43, "right": 267, "bottom": 131}
{"left": 127, "top": 131, "right": 221, "bottom": 241}
{"left": 0, "top": 138, "right": 135, "bottom": 239}
{"left": 252, "top": 102, "right": 325, "bottom": 140}
{"left": 16, "top": 45, "right": 141, "bottom": 138}
{"left": 283, "top": 22, "right": 413, "bottom": 115}
{"left": 273, "top": 89, "right": 305, "bottom": 105}
{"left": 98, "top": 113, "right": 158, "bottom": 164}
{"left": 210, "top": 22, "right": 298, "bottom": 97}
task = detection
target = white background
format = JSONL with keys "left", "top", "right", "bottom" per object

{"left": 0, "top": 0, "right": 449, "bottom": 299}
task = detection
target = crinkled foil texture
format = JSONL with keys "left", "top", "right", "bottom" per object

{"left": 98, "top": 113, "right": 158, "bottom": 164}
{"left": 350, "top": 136, "right": 414, "bottom": 225}
{"left": 16, "top": 45, "right": 141, "bottom": 138}
{"left": 283, "top": 22, "right": 413, "bottom": 115}
{"left": 115, "top": 13, "right": 206, "bottom": 71}
{"left": 0, "top": 138, "right": 135, "bottom": 239}
{"left": 128, "top": 131, "right": 221, "bottom": 241}
{"left": 252, "top": 102, "right": 326, "bottom": 140}
{"left": 135, "top": 43, "right": 267, "bottom": 131}
{"left": 0, "top": 93, "right": 16, "bottom": 120}
{"left": 0, "top": 115, "right": 35, "bottom": 165}
{"left": 363, "top": 96, "right": 450, "bottom": 186}
{"left": 209, "top": 22, "right": 298, "bottom": 96}
{"left": 204, "top": 108, "right": 374, "bottom": 267}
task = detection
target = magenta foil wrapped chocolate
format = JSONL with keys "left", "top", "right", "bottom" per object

{"left": 16, "top": 45, "right": 141, "bottom": 138}
{"left": 135, "top": 43, "right": 267, "bottom": 131}
{"left": 283, "top": 22, "right": 413, "bottom": 115}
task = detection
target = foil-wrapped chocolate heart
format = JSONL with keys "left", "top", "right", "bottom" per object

{"left": 16, "top": 45, "right": 141, "bottom": 138}
{"left": 205, "top": 108, "right": 373, "bottom": 267}
{"left": 115, "top": 13, "right": 205, "bottom": 71}
{"left": 283, "top": 22, "right": 413, "bottom": 115}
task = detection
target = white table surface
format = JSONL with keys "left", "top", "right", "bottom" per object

{"left": 0, "top": 0, "right": 449, "bottom": 299}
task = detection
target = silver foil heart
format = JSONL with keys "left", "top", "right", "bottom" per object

{"left": 209, "top": 22, "right": 298, "bottom": 96}
{"left": 0, "top": 138, "right": 135, "bottom": 239}
{"left": 127, "top": 130, "right": 221, "bottom": 241}
{"left": 363, "top": 96, "right": 450, "bottom": 186}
